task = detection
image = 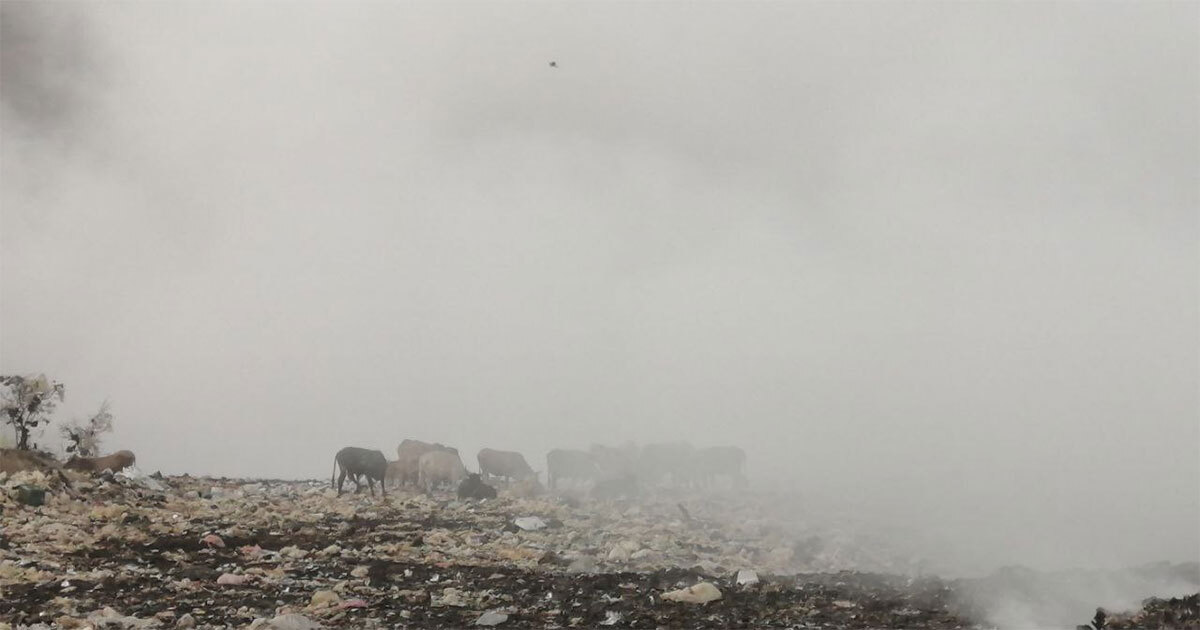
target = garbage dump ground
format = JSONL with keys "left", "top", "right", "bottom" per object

{"left": 1, "top": 468, "right": 1196, "bottom": 629}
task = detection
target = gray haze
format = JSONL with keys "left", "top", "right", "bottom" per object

{"left": 2, "top": 1, "right": 1197, "bottom": 578}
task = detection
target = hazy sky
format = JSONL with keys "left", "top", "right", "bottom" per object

{"left": 2, "top": 1, "right": 1196, "bottom": 575}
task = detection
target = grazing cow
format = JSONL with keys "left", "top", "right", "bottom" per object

{"left": 418, "top": 449, "right": 469, "bottom": 492}
{"left": 546, "top": 449, "right": 600, "bottom": 490}
{"left": 477, "top": 448, "right": 535, "bottom": 483}
{"left": 589, "top": 443, "right": 638, "bottom": 480}
{"left": 590, "top": 474, "right": 639, "bottom": 501}
{"left": 64, "top": 450, "right": 136, "bottom": 474}
{"left": 331, "top": 447, "right": 387, "bottom": 496}
{"left": 457, "top": 473, "right": 498, "bottom": 500}
{"left": 638, "top": 442, "right": 696, "bottom": 487}
{"left": 391, "top": 439, "right": 457, "bottom": 488}
{"left": 693, "top": 446, "right": 747, "bottom": 488}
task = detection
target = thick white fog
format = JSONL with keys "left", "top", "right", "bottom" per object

{"left": 2, "top": 1, "right": 1196, "bottom": 579}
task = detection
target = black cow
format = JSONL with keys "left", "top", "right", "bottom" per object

{"left": 332, "top": 447, "right": 388, "bottom": 496}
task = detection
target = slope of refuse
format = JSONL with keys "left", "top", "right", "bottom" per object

{"left": 1, "top": 469, "right": 1194, "bottom": 629}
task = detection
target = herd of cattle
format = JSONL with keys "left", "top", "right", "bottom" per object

{"left": 332, "top": 441, "right": 747, "bottom": 498}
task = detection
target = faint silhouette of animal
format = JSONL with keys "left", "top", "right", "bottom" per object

{"left": 639, "top": 442, "right": 696, "bottom": 487}
{"left": 331, "top": 447, "right": 387, "bottom": 496}
{"left": 506, "top": 476, "right": 548, "bottom": 499}
{"left": 477, "top": 448, "right": 535, "bottom": 483}
{"left": 590, "top": 443, "right": 638, "bottom": 480}
{"left": 693, "top": 445, "right": 747, "bottom": 488}
{"left": 457, "top": 473, "right": 497, "bottom": 500}
{"left": 418, "top": 449, "right": 469, "bottom": 492}
{"left": 590, "top": 473, "right": 640, "bottom": 501}
{"left": 546, "top": 448, "right": 600, "bottom": 490}
{"left": 64, "top": 450, "right": 136, "bottom": 474}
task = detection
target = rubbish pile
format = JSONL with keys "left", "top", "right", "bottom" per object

{"left": 1079, "top": 594, "right": 1200, "bottom": 630}
{"left": 0, "top": 471, "right": 1192, "bottom": 628}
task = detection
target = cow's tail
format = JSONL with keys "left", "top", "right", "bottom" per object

{"left": 331, "top": 457, "right": 339, "bottom": 489}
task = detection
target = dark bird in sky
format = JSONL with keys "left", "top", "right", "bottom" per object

{"left": 549, "top": 61, "right": 557, "bottom": 68}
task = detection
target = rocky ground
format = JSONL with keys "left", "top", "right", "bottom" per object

{"left": 1, "top": 468, "right": 1196, "bottom": 629}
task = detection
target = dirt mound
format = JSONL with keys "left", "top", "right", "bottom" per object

{"left": 0, "top": 448, "right": 60, "bottom": 475}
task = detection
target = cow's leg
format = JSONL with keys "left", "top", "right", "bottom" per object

{"left": 367, "top": 477, "right": 376, "bottom": 497}
{"left": 337, "top": 470, "right": 347, "bottom": 496}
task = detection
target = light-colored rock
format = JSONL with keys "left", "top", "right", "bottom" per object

{"left": 262, "top": 613, "right": 323, "bottom": 630}
{"left": 433, "top": 587, "right": 469, "bottom": 607}
{"left": 309, "top": 589, "right": 341, "bottom": 608}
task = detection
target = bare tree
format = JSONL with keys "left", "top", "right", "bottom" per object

{"left": 0, "top": 374, "right": 66, "bottom": 451}
{"left": 61, "top": 401, "right": 114, "bottom": 458}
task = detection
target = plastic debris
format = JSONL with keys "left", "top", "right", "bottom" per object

{"left": 216, "top": 573, "right": 251, "bottom": 585}
{"left": 513, "top": 516, "right": 546, "bottom": 531}
{"left": 736, "top": 569, "right": 760, "bottom": 586}
{"left": 662, "top": 581, "right": 723, "bottom": 604}
{"left": 115, "top": 465, "right": 166, "bottom": 491}
{"left": 474, "top": 610, "right": 509, "bottom": 626}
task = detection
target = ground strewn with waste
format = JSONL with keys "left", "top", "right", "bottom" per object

{"left": 1, "top": 469, "right": 1196, "bottom": 629}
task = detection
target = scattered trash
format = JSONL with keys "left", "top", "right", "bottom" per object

{"left": 474, "top": 610, "right": 509, "bottom": 626}
{"left": 0, "top": 471, "right": 1179, "bottom": 628}
{"left": 662, "top": 581, "right": 723, "bottom": 604}
{"left": 309, "top": 589, "right": 341, "bottom": 608}
{"left": 599, "top": 610, "right": 623, "bottom": 626}
{"left": 115, "top": 465, "right": 166, "bottom": 491}
{"left": 216, "top": 573, "right": 251, "bottom": 585}
{"left": 432, "top": 587, "right": 469, "bottom": 607}
{"left": 514, "top": 516, "right": 546, "bottom": 531}
{"left": 239, "top": 544, "right": 265, "bottom": 559}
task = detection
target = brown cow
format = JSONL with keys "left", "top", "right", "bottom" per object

{"left": 391, "top": 439, "right": 457, "bottom": 488}
{"left": 64, "top": 450, "right": 136, "bottom": 474}
{"left": 476, "top": 448, "right": 535, "bottom": 483}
